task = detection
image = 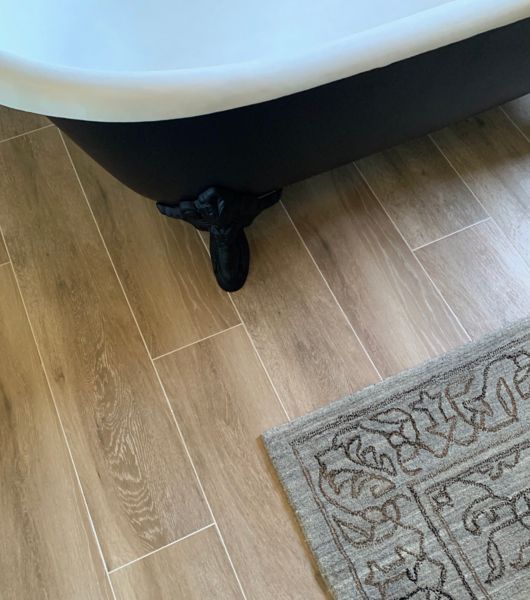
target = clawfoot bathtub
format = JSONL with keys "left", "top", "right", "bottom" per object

{"left": 2, "top": 0, "right": 530, "bottom": 290}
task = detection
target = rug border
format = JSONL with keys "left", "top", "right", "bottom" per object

{"left": 263, "top": 316, "right": 530, "bottom": 599}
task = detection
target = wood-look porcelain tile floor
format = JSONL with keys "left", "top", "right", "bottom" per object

{"left": 1, "top": 97, "right": 530, "bottom": 598}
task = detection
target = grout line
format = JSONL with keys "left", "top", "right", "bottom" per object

{"left": 108, "top": 523, "right": 215, "bottom": 575}
{"left": 411, "top": 217, "right": 491, "bottom": 252}
{"left": 195, "top": 230, "right": 292, "bottom": 422}
{"left": 60, "top": 132, "right": 248, "bottom": 600}
{"left": 354, "top": 162, "right": 472, "bottom": 343}
{"left": 235, "top": 302, "right": 292, "bottom": 421}
{"left": 152, "top": 363, "right": 248, "bottom": 600}
{"left": 0, "top": 122, "right": 54, "bottom": 145}
{"left": 500, "top": 105, "right": 530, "bottom": 145}
{"left": 152, "top": 323, "right": 243, "bottom": 362}
{"left": 0, "top": 226, "right": 119, "bottom": 600}
{"left": 428, "top": 134, "right": 492, "bottom": 219}
{"left": 429, "top": 128, "right": 530, "bottom": 271}
{"left": 211, "top": 520, "right": 247, "bottom": 600}
{"left": 279, "top": 200, "right": 384, "bottom": 382}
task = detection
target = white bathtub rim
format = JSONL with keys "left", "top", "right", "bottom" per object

{"left": 1, "top": 0, "right": 529, "bottom": 122}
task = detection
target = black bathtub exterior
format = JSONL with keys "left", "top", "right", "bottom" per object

{"left": 51, "top": 16, "right": 530, "bottom": 289}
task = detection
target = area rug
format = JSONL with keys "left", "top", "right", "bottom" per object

{"left": 264, "top": 318, "right": 530, "bottom": 600}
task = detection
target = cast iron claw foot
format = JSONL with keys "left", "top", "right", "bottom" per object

{"left": 210, "top": 228, "right": 250, "bottom": 292}
{"left": 156, "top": 186, "right": 281, "bottom": 291}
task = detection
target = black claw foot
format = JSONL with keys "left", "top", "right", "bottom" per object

{"left": 156, "top": 186, "right": 281, "bottom": 290}
{"left": 210, "top": 228, "right": 250, "bottom": 292}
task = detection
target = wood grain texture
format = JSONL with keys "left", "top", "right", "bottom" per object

{"left": 432, "top": 108, "right": 530, "bottom": 264}
{"left": 229, "top": 203, "right": 378, "bottom": 417}
{"left": 357, "top": 137, "right": 486, "bottom": 248}
{"left": 284, "top": 164, "right": 468, "bottom": 377}
{"left": 111, "top": 527, "right": 241, "bottom": 599}
{"left": 0, "top": 236, "right": 7, "bottom": 264}
{"left": 416, "top": 220, "right": 530, "bottom": 338}
{"left": 0, "top": 105, "right": 49, "bottom": 141}
{"left": 0, "top": 128, "right": 210, "bottom": 570}
{"left": 0, "top": 265, "right": 112, "bottom": 600}
{"left": 66, "top": 138, "right": 238, "bottom": 358}
{"left": 503, "top": 93, "right": 530, "bottom": 137}
{"left": 156, "top": 325, "right": 330, "bottom": 599}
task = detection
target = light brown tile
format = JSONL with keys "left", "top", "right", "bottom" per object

{"left": 111, "top": 527, "right": 241, "bottom": 600}
{"left": 229, "top": 203, "right": 378, "bottom": 417}
{"left": 416, "top": 220, "right": 530, "bottom": 338}
{"left": 432, "top": 108, "right": 530, "bottom": 264}
{"left": 0, "top": 128, "right": 210, "bottom": 570}
{"left": 156, "top": 326, "right": 329, "bottom": 599}
{"left": 0, "top": 105, "right": 49, "bottom": 141}
{"left": 65, "top": 139, "right": 238, "bottom": 358}
{"left": 503, "top": 93, "right": 530, "bottom": 137}
{"left": 284, "top": 164, "right": 468, "bottom": 377}
{"left": 0, "top": 265, "right": 113, "bottom": 599}
{"left": 0, "top": 236, "right": 7, "bottom": 264}
{"left": 357, "top": 137, "right": 485, "bottom": 248}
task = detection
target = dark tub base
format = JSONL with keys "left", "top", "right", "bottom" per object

{"left": 52, "top": 16, "right": 530, "bottom": 289}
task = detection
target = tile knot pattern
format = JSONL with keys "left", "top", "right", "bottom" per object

{"left": 265, "top": 320, "right": 530, "bottom": 600}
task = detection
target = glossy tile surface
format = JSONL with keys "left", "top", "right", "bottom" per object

{"left": 111, "top": 527, "right": 241, "bottom": 600}
{"left": 0, "top": 265, "right": 113, "bottom": 599}
{"left": 0, "top": 128, "right": 210, "bottom": 570}
{"left": 284, "top": 164, "right": 468, "bottom": 377}
{"left": 156, "top": 326, "right": 329, "bottom": 599}
{"left": 0, "top": 104, "right": 49, "bottom": 141}
{"left": 357, "top": 136, "right": 485, "bottom": 248}
{"left": 416, "top": 220, "right": 530, "bottom": 338}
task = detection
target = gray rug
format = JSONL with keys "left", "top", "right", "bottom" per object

{"left": 264, "top": 318, "right": 530, "bottom": 600}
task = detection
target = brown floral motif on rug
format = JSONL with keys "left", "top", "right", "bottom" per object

{"left": 264, "top": 320, "right": 530, "bottom": 600}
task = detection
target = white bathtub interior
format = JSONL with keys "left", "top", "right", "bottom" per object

{"left": 2, "top": 0, "right": 453, "bottom": 70}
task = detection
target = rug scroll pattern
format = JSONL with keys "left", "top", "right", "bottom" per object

{"left": 288, "top": 340, "right": 530, "bottom": 599}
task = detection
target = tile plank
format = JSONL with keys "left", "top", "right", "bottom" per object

{"left": 0, "top": 105, "right": 49, "bottom": 141}
{"left": 156, "top": 326, "right": 330, "bottom": 599}
{"left": 416, "top": 220, "right": 530, "bottom": 338}
{"left": 229, "top": 203, "right": 378, "bottom": 417}
{"left": 284, "top": 164, "right": 468, "bottom": 377}
{"left": 66, "top": 139, "right": 238, "bottom": 358}
{"left": 0, "top": 128, "right": 210, "bottom": 570}
{"left": 111, "top": 527, "right": 241, "bottom": 600}
{"left": 0, "top": 265, "right": 112, "bottom": 599}
{"left": 357, "top": 137, "right": 485, "bottom": 248}
{"left": 432, "top": 108, "right": 530, "bottom": 264}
